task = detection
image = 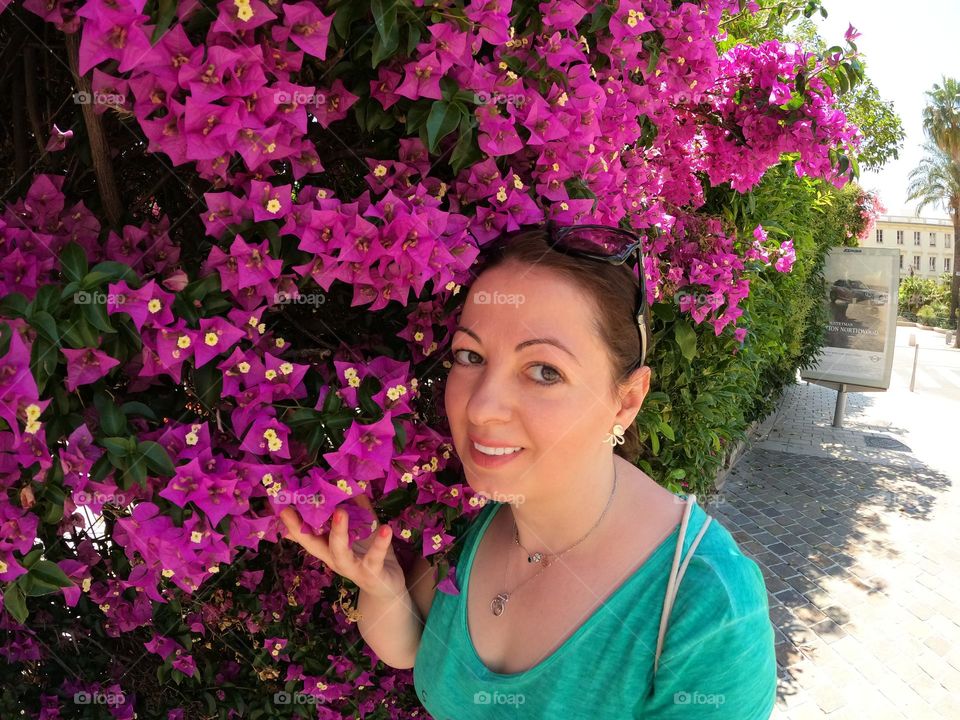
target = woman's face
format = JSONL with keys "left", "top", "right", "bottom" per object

{"left": 444, "top": 261, "right": 649, "bottom": 502}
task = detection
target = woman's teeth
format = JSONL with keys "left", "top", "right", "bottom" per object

{"left": 473, "top": 442, "right": 523, "bottom": 456}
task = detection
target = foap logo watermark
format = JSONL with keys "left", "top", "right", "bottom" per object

{"left": 74, "top": 290, "right": 125, "bottom": 305}
{"left": 75, "top": 491, "right": 132, "bottom": 506}
{"left": 273, "top": 691, "right": 323, "bottom": 705}
{"left": 474, "top": 490, "right": 526, "bottom": 505}
{"left": 673, "top": 691, "right": 725, "bottom": 707}
{"left": 474, "top": 91, "right": 526, "bottom": 108}
{"left": 674, "top": 289, "right": 723, "bottom": 306}
{"left": 271, "top": 490, "right": 326, "bottom": 506}
{"left": 274, "top": 290, "right": 326, "bottom": 306}
{"left": 274, "top": 90, "right": 326, "bottom": 107}
{"left": 673, "top": 492, "right": 731, "bottom": 507}
{"left": 74, "top": 691, "right": 126, "bottom": 706}
{"left": 473, "top": 690, "right": 525, "bottom": 706}
{"left": 473, "top": 290, "right": 524, "bottom": 307}
{"left": 73, "top": 90, "right": 127, "bottom": 107}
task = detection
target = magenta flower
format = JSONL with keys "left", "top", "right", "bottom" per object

{"left": 45, "top": 124, "right": 73, "bottom": 152}
{"left": 282, "top": 2, "right": 333, "bottom": 60}
{"left": 61, "top": 347, "right": 121, "bottom": 391}
{"left": 240, "top": 413, "right": 291, "bottom": 459}
{"left": 76, "top": 0, "right": 153, "bottom": 75}
{"left": 250, "top": 181, "right": 292, "bottom": 222}
{"left": 395, "top": 52, "right": 444, "bottom": 101}
{"left": 106, "top": 279, "right": 175, "bottom": 331}
{"left": 194, "top": 317, "right": 246, "bottom": 368}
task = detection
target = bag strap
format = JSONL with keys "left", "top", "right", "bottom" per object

{"left": 653, "top": 494, "right": 713, "bottom": 676}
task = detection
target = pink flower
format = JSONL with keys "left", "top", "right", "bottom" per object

{"left": 282, "top": 1, "right": 334, "bottom": 60}
{"left": 60, "top": 347, "right": 121, "bottom": 391}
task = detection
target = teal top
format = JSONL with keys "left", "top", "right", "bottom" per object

{"left": 413, "top": 495, "right": 777, "bottom": 719}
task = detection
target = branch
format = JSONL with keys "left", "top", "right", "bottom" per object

{"left": 63, "top": 31, "right": 123, "bottom": 230}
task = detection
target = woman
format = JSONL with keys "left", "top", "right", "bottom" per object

{"left": 281, "top": 224, "right": 777, "bottom": 718}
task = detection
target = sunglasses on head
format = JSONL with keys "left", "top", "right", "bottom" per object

{"left": 545, "top": 220, "right": 649, "bottom": 370}
{"left": 473, "top": 220, "right": 649, "bottom": 370}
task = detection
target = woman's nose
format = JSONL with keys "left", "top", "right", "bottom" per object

{"left": 464, "top": 369, "right": 514, "bottom": 425}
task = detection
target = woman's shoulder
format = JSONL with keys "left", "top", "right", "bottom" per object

{"left": 676, "top": 500, "right": 771, "bottom": 623}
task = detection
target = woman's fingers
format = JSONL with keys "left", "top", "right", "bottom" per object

{"left": 327, "top": 508, "right": 360, "bottom": 574}
{"left": 280, "top": 506, "right": 333, "bottom": 567}
{"left": 360, "top": 523, "right": 391, "bottom": 576}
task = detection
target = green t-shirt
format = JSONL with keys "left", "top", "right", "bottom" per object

{"left": 413, "top": 495, "right": 776, "bottom": 718}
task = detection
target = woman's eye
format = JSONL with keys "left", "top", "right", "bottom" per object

{"left": 529, "top": 364, "right": 562, "bottom": 385}
{"left": 452, "top": 349, "right": 481, "bottom": 365}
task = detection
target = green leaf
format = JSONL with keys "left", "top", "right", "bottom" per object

{"left": 82, "top": 297, "right": 116, "bottom": 334}
{"left": 138, "top": 441, "right": 176, "bottom": 477}
{"left": 151, "top": 0, "right": 178, "bottom": 43}
{"left": 30, "top": 560, "right": 74, "bottom": 589}
{"left": 121, "top": 401, "right": 158, "bottom": 420}
{"left": 674, "top": 320, "right": 698, "bottom": 363}
{"left": 29, "top": 311, "right": 59, "bottom": 346}
{"left": 60, "top": 243, "right": 89, "bottom": 284}
{"left": 21, "top": 547, "right": 43, "bottom": 569}
{"left": 96, "top": 394, "right": 127, "bottom": 436}
{"left": 450, "top": 114, "right": 481, "bottom": 175}
{"left": 30, "top": 336, "right": 58, "bottom": 394}
{"left": 370, "top": 0, "right": 399, "bottom": 67}
{"left": 0, "top": 292, "right": 29, "bottom": 318}
{"left": 659, "top": 422, "right": 675, "bottom": 441}
{"left": 100, "top": 436, "right": 131, "bottom": 458}
{"left": 3, "top": 583, "right": 28, "bottom": 623}
{"left": 87, "top": 261, "right": 138, "bottom": 285}
{"left": 426, "top": 101, "right": 461, "bottom": 153}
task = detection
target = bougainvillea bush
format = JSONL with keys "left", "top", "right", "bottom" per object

{"left": 0, "top": 0, "right": 865, "bottom": 717}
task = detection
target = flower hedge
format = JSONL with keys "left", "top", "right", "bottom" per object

{"left": 0, "top": 0, "right": 864, "bottom": 717}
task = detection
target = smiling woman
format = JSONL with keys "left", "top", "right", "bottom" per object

{"left": 411, "top": 226, "right": 777, "bottom": 719}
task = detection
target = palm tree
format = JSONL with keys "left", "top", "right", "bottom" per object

{"left": 923, "top": 77, "right": 960, "bottom": 164}
{"left": 916, "top": 77, "right": 960, "bottom": 343}
{"left": 907, "top": 143, "right": 960, "bottom": 343}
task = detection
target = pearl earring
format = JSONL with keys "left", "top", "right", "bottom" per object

{"left": 603, "top": 423, "right": 626, "bottom": 447}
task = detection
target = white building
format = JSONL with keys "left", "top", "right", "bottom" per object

{"left": 860, "top": 215, "right": 954, "bottom": 278}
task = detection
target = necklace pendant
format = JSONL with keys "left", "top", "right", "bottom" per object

{"left": 528, "top": 551, "right": 543, "bottom": 564}
{"left": 491, "top": 593, "right": 509, "bottom": 616}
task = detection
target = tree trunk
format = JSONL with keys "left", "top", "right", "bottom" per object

{"left": 953, "top": 207, "right": 960, "bottom": 347}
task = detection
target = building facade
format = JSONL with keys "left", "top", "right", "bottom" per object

{"left": 860, "top": 215, "right": 954, "bottom": 279}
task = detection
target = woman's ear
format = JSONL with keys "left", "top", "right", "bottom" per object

{"left": 615, "top": 365, "right": 651, "bottom": 427}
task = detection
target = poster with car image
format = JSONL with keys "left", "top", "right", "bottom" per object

{"left": 802, "top": 247, "right": 900, "bottom": 389}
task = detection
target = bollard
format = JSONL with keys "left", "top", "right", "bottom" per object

{"left": 909, "top": 332, "right": 916, "bottom": 347}
{"left": 909, "top": 343, "right": 919, "bottom": 392}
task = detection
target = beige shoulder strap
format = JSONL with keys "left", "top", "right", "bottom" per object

{"left": 653, "top": 494, "right": 713, "bottom": 676}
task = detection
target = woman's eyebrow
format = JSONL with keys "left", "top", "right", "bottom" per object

{"left": 453, "top": 325, "right": 580, "bottom": 364}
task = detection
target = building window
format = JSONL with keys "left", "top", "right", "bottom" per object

{"left": 899, "top": 254, "right": 904, "bottom": 270}
{"left": 897, "top": 230, "right": 905, "bottom": 244}
{"left": 875, "top": 229, "right": 883, "bottom": 243}
{"left": 930, "top": 232, "right": 937, "bottom": 246}
{"left": 930, "top": 256, "right": 937, "bottom": 271}
{"left": 913, "top": 255, "right": 921, "bottom": 270}
{"left": 947, "top": 258, "right": 952, "bottom": 273}
{"left": 914, "top": 231, "right": 922, "bottom": 245}
{"left": 947, "top": 234, "right": 953, "bottom": 249}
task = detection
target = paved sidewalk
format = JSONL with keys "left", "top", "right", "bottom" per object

{"left": 705, "top": 327, "right": 960, "bottom": 718}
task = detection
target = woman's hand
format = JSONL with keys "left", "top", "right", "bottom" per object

{"left": 279, "top": 494, "right": 408, "bottom": 601}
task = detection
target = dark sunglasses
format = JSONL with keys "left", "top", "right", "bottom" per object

{"left": 545, "top": 219, "right": 649, "bottom": 369}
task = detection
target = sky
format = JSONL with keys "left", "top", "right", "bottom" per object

{"left": 814, "top": 0, "right": 960, "bottom": 219}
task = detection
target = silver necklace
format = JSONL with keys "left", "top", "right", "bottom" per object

{"left": 490, "top": 465, "right": 618, "bottom": 617}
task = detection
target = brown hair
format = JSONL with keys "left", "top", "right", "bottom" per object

{"left": 459, "top": 227, "right": 652, "bottom": 463}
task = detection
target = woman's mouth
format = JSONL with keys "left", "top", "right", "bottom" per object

{"left": 468, "top": 440, "right": 526, "bottom": 469}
